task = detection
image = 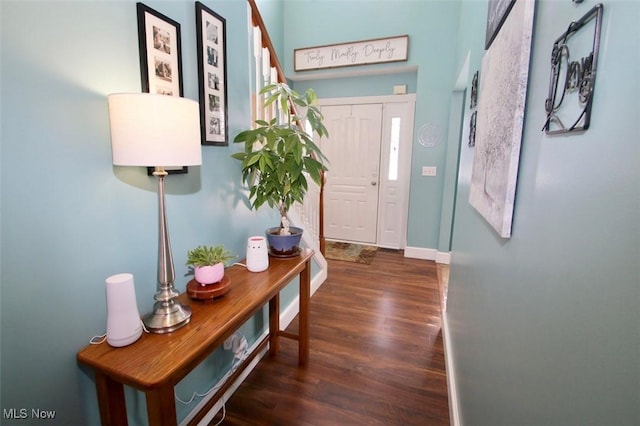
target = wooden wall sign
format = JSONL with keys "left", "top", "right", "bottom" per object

{"left": 294, "top": 35, "right": 409, "bottom": 72}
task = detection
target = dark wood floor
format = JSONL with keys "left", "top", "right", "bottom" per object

{"left": 212, "top": 249, "right": 450, "bottom": 425}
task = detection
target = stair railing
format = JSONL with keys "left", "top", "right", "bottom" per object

{"left": 247, "top": 0, "right": 326, "bottom": 257}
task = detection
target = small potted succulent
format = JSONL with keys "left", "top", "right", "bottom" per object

{"left": 186, "top": 245, "right": 235, "bottom": 285}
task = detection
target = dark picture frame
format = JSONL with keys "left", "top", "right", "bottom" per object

{"left": 136, "top": 2, "right": 187, "bottom": 174}
{"left": 485, "top": 0, "right": 516, "bottom": 50}
{"left": 468, "top": 111, "right": 477, "bottom": 148}
{"left": 195, "top": 1, "right": 228, "bottom": 146}
{"left": 470, "top": 70, "right": 479, "bottom": 109}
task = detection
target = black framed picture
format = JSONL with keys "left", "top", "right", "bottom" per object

{"left": 470, "top": 70, "right": 479, "bottom": 109}
{"left": 136, "top": 2, "right": 187, "bottom": 174}
{"left": 485, "top": 0, "right": 516, "bottom": 50}
{"left": 137, "top": 3, "right": 183, "bottom": 96}
{"left": 195, "top": 1, "right": 228, "bottom": 146}
{"left": 468, "top": 110, "right": 477, "bottom": 147}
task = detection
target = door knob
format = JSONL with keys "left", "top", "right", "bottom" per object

{"left": 371, "top": 181, "right": 377, "bottom": 186}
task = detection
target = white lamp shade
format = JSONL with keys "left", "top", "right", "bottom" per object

{"left": 107, "top": 93, "right": 202, "bottom": 167}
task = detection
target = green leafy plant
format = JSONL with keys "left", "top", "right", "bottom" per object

{"left": 231, "top": 83, "right": 329, "bottom": 234}
{"left": 185, "top": 245, "right": 235, "bottom": 267}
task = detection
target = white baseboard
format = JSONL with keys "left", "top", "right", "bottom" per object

{"left": 280, "top": 264, "right": 327, "bottom": 326}
{"left": 182, "top": 336, "right": 268, "bottom": 426}
{"left": 183, "top": 266, "right": 328, "bottom": 426}
{"left": 436, "top": 251, "right": 451, "bottom": 264}
{"left": 404, "top": 246, "right": 437, "bottom": 260}
{"left": 404, "top": 246, "right": 450, "bottom": 264}
{"left": 310, "top": 255, "right": 328, "bottom": 296}
{"left": 442, "top": 313, "right": 461, "bottom": 426}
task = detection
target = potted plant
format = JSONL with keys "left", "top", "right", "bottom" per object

{"left": 232, "top": 83, "right": 329, "bottom": 256}
{"left": 186, "top": 245, "right": 235, "bottom": 285}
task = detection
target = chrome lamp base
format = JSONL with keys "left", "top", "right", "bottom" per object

{"left": 142, "top": 299, "right": 191, "bottom": 334}
{"left": 143, "top": 168, "right": 192, "bottom": 334}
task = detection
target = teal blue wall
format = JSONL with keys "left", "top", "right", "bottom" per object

{"left": 447, "top": 0, "right": 640, "bottom": 424}
{"left": 0, "top": 0, "right": 281, "bottom": 424}
{"left": 3, "top": 0, "right": 638, "bottom": 424}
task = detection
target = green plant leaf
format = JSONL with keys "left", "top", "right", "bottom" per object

{"left": 230, "top": 82, "right": 329, "bottom": 216}
{"left": 186, "top": 245, "right": 235, "bottom": 267}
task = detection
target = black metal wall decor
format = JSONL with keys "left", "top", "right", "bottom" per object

{"left": 542, "top": 3, "right": 603, "bottom": 135}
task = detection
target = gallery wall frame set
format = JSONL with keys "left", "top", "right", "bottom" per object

{"left": 136, "top": 2, "right": 228, "bottom": 150}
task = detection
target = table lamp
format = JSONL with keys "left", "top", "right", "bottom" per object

{"left": 107, "top": 93, "right": 202, "bottom": 333}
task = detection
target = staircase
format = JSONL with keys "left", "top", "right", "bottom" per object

{"left": 247, "top": 0, "right": 327, "bottom": 285}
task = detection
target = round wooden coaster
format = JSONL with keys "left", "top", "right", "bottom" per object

{"left": 186, "top": 276, "right": 231, "bottom": 302}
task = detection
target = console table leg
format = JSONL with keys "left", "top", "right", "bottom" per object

{"left": 298, "top": 259, "right": 311, "bottom": 366}
{"left": 94, "top": 371, "right": 128, "bottom": 426}
{"left": 146, "top": 386, "right": 177, "bottom": 426}
{"left": 269, "top": 294, "right": 280, "bottom": 357}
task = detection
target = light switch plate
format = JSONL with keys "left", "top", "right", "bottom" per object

{"left": 422, "top": 166, "right": 437, "bottom": 176}
{"left": 393, "top": 85, "right": 407, "bottom": 95}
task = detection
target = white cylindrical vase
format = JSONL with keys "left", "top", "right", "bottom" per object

{"left": 105, "top": 273, "right": 143, "bottom": 347}
{"left": 246, "top": 236, "right": 269, "bottom": 272}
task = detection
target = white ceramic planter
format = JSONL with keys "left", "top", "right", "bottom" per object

{"left": 194, "top": 263, "right": 224, "bottom": 285}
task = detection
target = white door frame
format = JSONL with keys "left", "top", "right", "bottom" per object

{"left": 319, "top": 94, "right": 416, "bottom": 249}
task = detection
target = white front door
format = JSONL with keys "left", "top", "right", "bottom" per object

{"left": 319, "top": 95, "right": 415, "bottom": 248}
{"left": 321, "top": 104, "right": 383, "bottom": 244}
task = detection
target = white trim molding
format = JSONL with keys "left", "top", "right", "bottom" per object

{"left": 288, "top": 64, "right": 418, "bottom": 82}
{"left": 404, "top": 246, "right": 450, "bottom": 264}
{"left": 183, "top": 267, "right": 328, "bottom": 426}
{"left": 319, "top": 93, "right": 416, "bottom": 106}
{"left": 443, "top": 313, "right": 461, "bottom": 426}
{"left": 436, "top": 251, "right": 451, "bottom": 264}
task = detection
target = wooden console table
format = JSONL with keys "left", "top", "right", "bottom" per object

{"left": 77, "top": 248, "right": 313, "bottom": 426}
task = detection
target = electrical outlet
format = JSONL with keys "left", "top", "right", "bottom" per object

{"left": 422, "top": 166, "right": 437, "bottom": 177}
{"left": 393, "top": 84, "right": 407, "bottom": 95}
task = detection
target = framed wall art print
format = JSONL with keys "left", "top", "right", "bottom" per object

{"left": 136, "top": 3, "right": 187, "bottom": 174}
{"left": 195, "top": 1, "right": 228, "bottom": 146}
{"left": 136, "top": 3, "right": 183, "bottom": 97}
{"left": 469, "top": 0, "right": 535, "bottom": 238}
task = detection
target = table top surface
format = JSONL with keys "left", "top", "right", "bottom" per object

{"left": 77, "top": 248, "right": 313, "bottom": 390}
